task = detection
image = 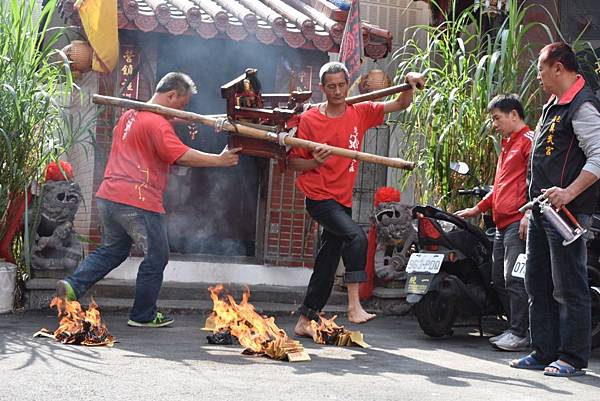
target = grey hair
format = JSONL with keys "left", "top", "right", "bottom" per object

{"left": 319, "top": 62, "right": 349, "bottom": 84}
{"left": 155, "top": 72, "right": 197, "bottom": 96}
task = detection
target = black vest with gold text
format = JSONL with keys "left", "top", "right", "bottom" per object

{"left": 528, "top": 85, "right": 600, "bottom": 214}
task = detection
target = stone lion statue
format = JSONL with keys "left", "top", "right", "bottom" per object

{"left": 30, "top": 180, "right": 83, "bottom": 272}
{"left": 371, "top": 202, "right": 416, "bottom": 282}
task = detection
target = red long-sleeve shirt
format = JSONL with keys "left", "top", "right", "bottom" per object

{"left": 477, "top": 125, "right": 533, "bottom": 230}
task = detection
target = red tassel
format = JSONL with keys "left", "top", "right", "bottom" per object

{"left": 374, "top": 186, "right": 400, "bottom": 206}
{"left": 45, "top": 161, "right": 74, "bottom": 182}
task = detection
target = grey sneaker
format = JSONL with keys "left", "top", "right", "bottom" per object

{"left": 493, "top": 332, "right": 529, "bottom": 351}
{"left": 489, "top": 330, "right": 510, "bottom": 344}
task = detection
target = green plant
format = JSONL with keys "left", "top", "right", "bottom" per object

{"left": 390, "top": 0, "right": 558, "bottom": 210}
{"left": 0, "top": 0, "right": 95, "bottom": 278}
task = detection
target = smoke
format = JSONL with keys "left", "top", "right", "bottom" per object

{"left": 151, "top": 33, "right": 319, "bottom": 257}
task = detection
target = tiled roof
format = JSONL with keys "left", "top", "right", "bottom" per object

{"left": 60, "top": 0, "right": 392, "bottom": 59}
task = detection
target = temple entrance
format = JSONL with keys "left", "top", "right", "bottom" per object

{"left": 158, "top": 34, "right": 284, "bottom": 259}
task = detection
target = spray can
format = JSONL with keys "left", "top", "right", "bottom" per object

{"left": 519, "top": 194, "right": 587, "bottom": 246}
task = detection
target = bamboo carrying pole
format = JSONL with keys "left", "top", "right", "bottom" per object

{"left": 92, "top": 94, "right": 415, "bottom": 170}
{"left": 345, "top": 83, "right": 412, "bottom": 105}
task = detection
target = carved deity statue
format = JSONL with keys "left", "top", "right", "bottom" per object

{"left": 236, "top": 78, "right": 259, "bottom": 108}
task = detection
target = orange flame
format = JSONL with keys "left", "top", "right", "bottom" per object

{"left": 310, "top": 315, "right": 345, "bottom": 345}
{"left": 207, "top": 285, "right": 288, "bottom": 353}
{"left": 50, "top": 297, "right": 115, "bottom": 346}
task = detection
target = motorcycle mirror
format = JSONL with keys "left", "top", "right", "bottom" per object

{"left": 450, "top": 161, "right": 470, "bottom": 175}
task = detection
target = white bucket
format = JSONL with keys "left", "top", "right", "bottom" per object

{"left": 0, "top": 261, "right": 17, "bottom": 313}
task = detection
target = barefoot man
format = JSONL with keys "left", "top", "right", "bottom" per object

{"left": 289, "top": 62, "right": 425, "bottom": 337}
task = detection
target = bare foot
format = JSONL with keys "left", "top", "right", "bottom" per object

{"left": 348, "top": 307, "right": 376, "bottom": 324}
{"left": 294, "top": 315, "right": 315, "bottom": 338}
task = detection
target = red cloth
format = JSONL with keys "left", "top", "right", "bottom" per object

{"left": 289, "top": 102, "right": 384, "bottom": 207}
{"left": 0, "top": 192, "right": 31, "bottom": 262}
{"left": 96, "top": 110, "right": 190, "bottom": 213}
{"left": 359, "top": 225, "right": 377, "bottom": 300}
{"left": 477, "top": 125, "right": 533, "bottom": 229}
{"left": 45, "top": 160, "right": 74, "bottom": 181}
{"left": 339, "top": 0, "right": 363, "bottom": 83}
{"left": 359, "top": 187, "right": 401, "bottom": 300}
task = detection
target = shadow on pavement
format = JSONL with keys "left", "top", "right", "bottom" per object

{"left": 2, "top": 310, "right": 600, "bottom": 397}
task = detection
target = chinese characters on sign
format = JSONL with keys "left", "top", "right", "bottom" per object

{"left": 118, "top": 46, "right": 139, "bottom": 100}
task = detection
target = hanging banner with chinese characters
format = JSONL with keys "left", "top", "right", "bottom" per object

{"left": 118, "top": 45, "right": 139, "bottom": 100}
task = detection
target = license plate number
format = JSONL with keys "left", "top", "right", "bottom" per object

{"left": 405, "top": 253, "right": 444, "bottom": 274}
{"left": 512, "top": 253, "right": 527, "bottom": 279}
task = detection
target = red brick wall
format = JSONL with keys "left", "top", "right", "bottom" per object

{"left": 264, "top": 52, "right": 327, "bottom": 268}
{"left": 85, "top": 34, "right": 157, "bottom": 253}
{"left": 265, "top": 165, "right": 318, "bottom": 267}
{"left": 86, "top": 72, "right": 119, "bottom": 250}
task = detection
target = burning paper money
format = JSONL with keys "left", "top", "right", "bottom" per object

{"left": 33, "top": 297, "right": 115, "bottom": 347}
{"left": 310, "top": 315, "right": 370, "bottom": 348}
{"left": 204, "top": 285, "right": 310, "bottom": 362}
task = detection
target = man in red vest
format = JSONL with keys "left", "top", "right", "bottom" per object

{"left": 510, "top": 42, "right": 600, "bottom": 377}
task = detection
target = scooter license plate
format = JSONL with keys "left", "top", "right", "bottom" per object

{"left": 511, "top": 253, "right": 527, "bottom": 279}
{"left": 406, "top": 253, "right": 444, "bottom": 274}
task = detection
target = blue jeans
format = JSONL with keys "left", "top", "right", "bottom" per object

{"left": 525, "top": 211, "right": 591, "bottom": 368}
{"left": 493, "top": 222, "right": 528, "bottom": 337}
{"left": 298, "top": 199, "right": 368, "bottom": 320}
{"left": 65, "top": 198, "right": 169, "bottom": 323}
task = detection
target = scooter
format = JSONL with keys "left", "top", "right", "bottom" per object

{"left": 587, "top": 208, "right": 600, "bottom": 348}
{"left": 405, "top": 185, "right": 502, "bottom": 337}
{"left": 406, "top": 189, "right": 600, "bottom": 345}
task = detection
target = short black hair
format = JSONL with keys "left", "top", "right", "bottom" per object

{"left": 540, "top": 42, "right": 580, "bottom": 73}
{"left": 319, "top": 62, "right": 349, "bottom": 85}
{"left": 487, "top": 94, "right": 525, "bottom": 120}
{"left": 156, "top": 72, "right": 197, "bottom": 96}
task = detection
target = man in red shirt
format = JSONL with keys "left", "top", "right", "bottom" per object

{"left": 457, "top": 94, "right": 533, "bottom": 350}
{"left": 56, "top": 72, "right": 241, "bottom": 327}
{"left": 289, "top": 62, "right": 425, "bottom": 337}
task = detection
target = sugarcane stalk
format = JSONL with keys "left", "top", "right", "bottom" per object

{"left": 92, "top": 94, "right": 415, "bottom": 170}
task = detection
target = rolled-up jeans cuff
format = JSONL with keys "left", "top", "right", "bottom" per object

{"left": 344, "top": 270, "right": 367, "bottom": 283}
{"left": 297, "top": 304, "right": 321, "bottom": 321}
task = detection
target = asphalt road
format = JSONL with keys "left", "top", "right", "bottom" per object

{"left": 1, "top": 311, "right": 599, "bottom": 401}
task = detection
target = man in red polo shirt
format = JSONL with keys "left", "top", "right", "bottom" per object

{"left": 56, "top": 72, "right": 241, "bottom": 327}
{"left": 457, "top": 94, "right": 533, "bottom": 351}
{"left": 289, "top": 62, "right": 425, "bottom": 337}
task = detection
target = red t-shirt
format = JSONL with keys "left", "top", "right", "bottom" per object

{"left": 96, "top": 110, "right": 190, "bottom": 213}
{"left": 477, "top": 125, "right": 533, "bottom": 229}
{"left": 289, "top": 102, "right": 385, "bottom": 207}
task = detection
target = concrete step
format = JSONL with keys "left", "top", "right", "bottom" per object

{"left": 83, "top": 297, "right": 348, "bottom": 317}
{"left": 24, "top": 278, "right": 353, "bottom": 315}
